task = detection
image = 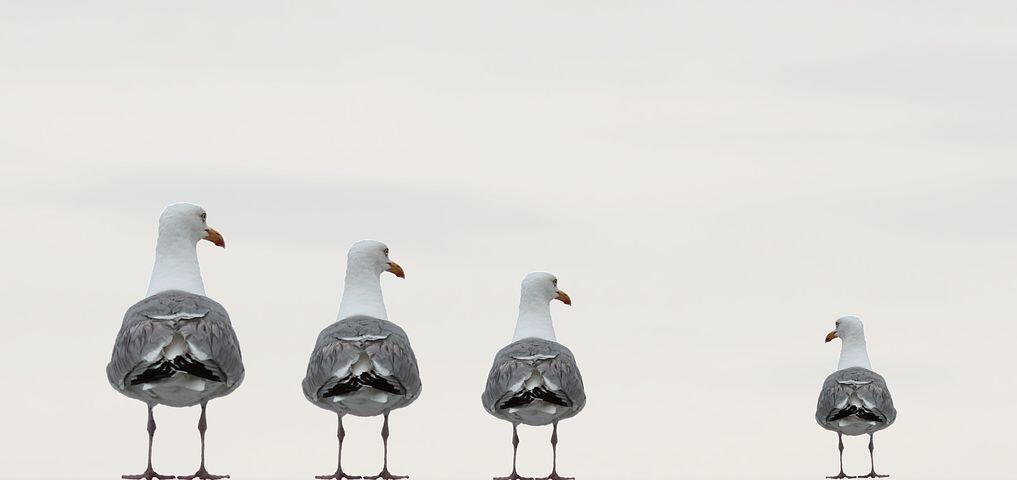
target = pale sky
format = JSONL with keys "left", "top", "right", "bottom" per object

{"left": 2, "top": 1, "right": 1016, "bottom": 479}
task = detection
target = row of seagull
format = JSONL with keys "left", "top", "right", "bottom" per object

{"left": 106, "top": 203, "right": 898, "bottom": 480}
{"left": 106, "top": 203, "right": 585, "bottom": 480}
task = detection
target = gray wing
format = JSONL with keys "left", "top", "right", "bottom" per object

{"left": 482, "top": 338, "right": 586, "bottom": 418}
{"left": 106, "top": 291, "right": 244, "bottom": 394}
{"left": 106, "top": 295, "right": 179, "bottom": 391}
{"left": 302, "top": 315, "right": 421, "bottom": 405}
{"left": 176, "top": 296, "right": 245, "bottom": 390}
{"left": 815, "top": 367, "right": 896, "bottom": 428}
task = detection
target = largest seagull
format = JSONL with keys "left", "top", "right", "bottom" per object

{"left": 303, "top": 240, "right": 421, "bottom": 480}
{"left": 107, "top": 202, "right": 244, "bottom": 480}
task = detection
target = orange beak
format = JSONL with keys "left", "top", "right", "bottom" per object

{"left": 386, "top": 261, "right": 405, "bottom": 279}
{"left": 203, "top": 228, "right": 225, "bottom": 248}
{"left": 555, "top": 290, "right": 572, "bottom": 305}
{"left": 825, "top": 330, "right": 838, "bottom": 343}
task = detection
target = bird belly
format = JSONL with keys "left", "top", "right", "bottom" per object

{"left": 131, "top": 373, "right": 215, "bottom": 407}
{"left": 330, "top": 388, "right": 400, "bottom": 417}
{"left": 831, "top": 415, "right": 879, "bottom": 436}
{"left": 504, "top": 400, "right": 564, "bottom": 426}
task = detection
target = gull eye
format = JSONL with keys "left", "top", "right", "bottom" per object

{"left": 200, "top": 212, "right": 207, "bottom": 221}
{"left": 552, "top": 279, "right": 558, "bottom": 286}
{"left": 383, "top": 248, "right": 389, "bottom": 256}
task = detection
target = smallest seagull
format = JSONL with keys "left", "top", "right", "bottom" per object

{"left": 483, "top": 272, "right": 585, "bottom": 480}
{"left": 815, "top": 315, "right": 897, "bottom": 479}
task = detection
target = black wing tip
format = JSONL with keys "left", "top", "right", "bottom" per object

{"left": 172, "top": 355, "right": 223, "bottom": 382}
{"left": 322, "top": 372, "right": 404, "bottom": 398}
{"left": 359, "top": 372, "right": 404, "bottom": 395}
{"left": 130, "top": 361, "right": 175, "bottom": 385}
{"left": 499, "top": 391, "right": 534, "bottom": 409}
{"left": 497, "top": 387, "right": 571, "bottom": 410}
{"left": 323, "top": 377, "right": 361, "bottom": 397}
{"left": 532, "top": 387, "right": 571, "bottom": 407}
{"left": 130, "top": 355, "right": 223, "bottom": 386}
{"left": 826, "top": 405, "right": 885, "bottom": 423}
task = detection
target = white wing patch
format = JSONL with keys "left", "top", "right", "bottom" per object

{"left": 333, "top": 364, "right": 352, "bottom": 380}
{"left": 373, "top": 359, "right": 392, "bottom": 376}
{"left": 544, "top": 377, "right": 561, "bottom": 391}
{"left": 509, "top": 378, "right": 526, "bottom": 392}
{"left": 523, "top": 370, "right": 543, "bottom": 390}
{"left": 163, "top": 333, "right": 188, "bottom": 359}
{"left": 142, "top": 333, "right": 207, "bottom": 363}
{"left": 186, "top": 341, "right": 210, "bottom": 361}
{"left": 145, "top": 312, "right": 207, "bottom": 321}
{"left": 837, "top": 380, "right": 873, "bottom": 386}
{"left": 338, "top": 334, "right": 390, "bottom": 342}
{"left": 142, "top": 333, "right": 182, "bottom": 362}
{"left": 143, "top": 345, "right": 166, "bottom": 362}
{"left": 351, "top": 353, "right": 373, "bottom": 376}
{"left": 332, "top": 352, "right": 376, "bottom": 379}
{"left": 511, "top": 353, "right": 558, "bottom": 361}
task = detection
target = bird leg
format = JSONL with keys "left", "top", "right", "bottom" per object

{"left": 494, "top": 423, "right": 533, "bottom": 480}
{"left": 826, "top": 433, "right": 856, "bottom": 479}
{"left": 536, "top": 422, "right": 573, "bottom": 480}
{"left": 364, "top": 412, "right": 408, "bottom": 480}
{"left": 122, "top": 404, "right": 175, "bottom": 480}
{"left": 317, "top": 414, "right": 362, "bottom": 480}
{"left": 179, "top": 402, "right": 229, "bottom": 480}
{"left": 857, "top": 434, "right": 889, "bottom": 478}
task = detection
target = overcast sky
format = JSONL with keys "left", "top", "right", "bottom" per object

{"left": 2, "top": 1, "right": 1016, "bottom": 479}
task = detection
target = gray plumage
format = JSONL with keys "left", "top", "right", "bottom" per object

{"left": 303, "top": 315, "right": 421, "bottom": 417}
{"left": 483, "top": 338, "right": 586, "bottom": 426}
{"left": 815, "top": 366, "right": 896, "bottom": 436}
{"left": 107, "top": 290, "right": 245, "bottom": 408}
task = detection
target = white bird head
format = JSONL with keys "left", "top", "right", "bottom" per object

{"left": 825, "top": 315, "right": 865, "bottom": 343}
{"left": 521, "top": 271, "right": 571, "bottom": 306}
{"left": 158, "top": 202, "right": 224, "bottom": 248}
{"left": 346, "top": 239, "right": 404, "bottom": 279}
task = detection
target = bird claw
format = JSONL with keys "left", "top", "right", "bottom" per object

{"left": 857, "top": 474, "right": 889, "bottom": 478}
{"left": 364, "top": 469, "right": 408, "bottom": 480}
{"left": 826, "top": 474, "right": 856, "bottom": 479}
{"left": 122, "top": 469, "right": 175, "bottom": 480}
{"left": 494, "top": 474, "right": 534, "bottom": 480}
{"left": 536, "top": 473, "right": 574, "bottom": 480}
{"left": 177, "top": 468, "right": 229, "bottom": 480}
{"left": 315, "top": 473, "right": 363, "bottom": 480}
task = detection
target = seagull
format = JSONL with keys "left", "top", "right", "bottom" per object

{"left": 303, "top": 240, "right": 421, "bottom": 480}
{"left": 106, "top": 203, "right": 244, "bottom": 480}
{"left": 816, "top": 315, "right": 897, "bottom": 479}
{"left": 482, "top": 272, "right": 586, "bottom": 480}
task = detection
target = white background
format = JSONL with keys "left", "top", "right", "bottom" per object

{"left": 1, "top": 1, "right": 1015, "bottom": 479}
